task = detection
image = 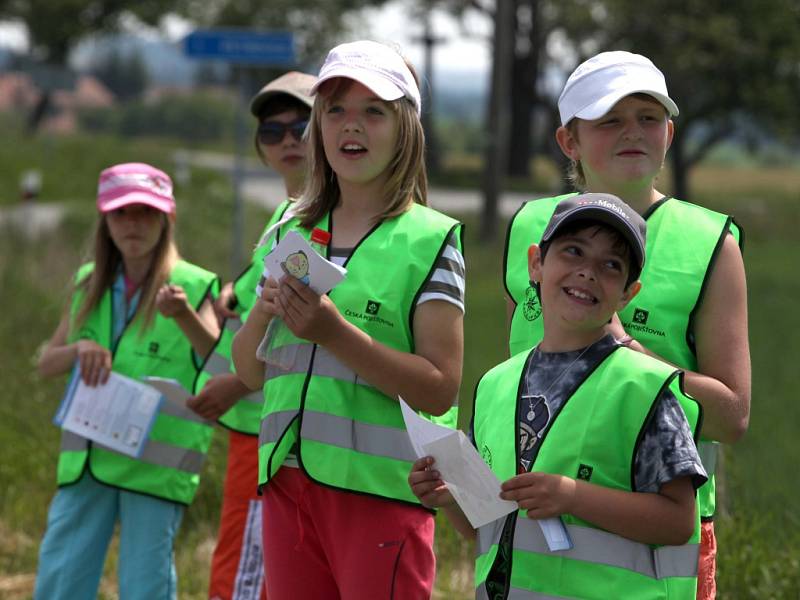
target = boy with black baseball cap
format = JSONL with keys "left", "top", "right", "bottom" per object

{"left": 411, "top": 193, "right": 707, "bottom": 599}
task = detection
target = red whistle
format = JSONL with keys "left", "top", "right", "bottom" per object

{"left": 310, "top": 228, "right": 331, "bottom": 246}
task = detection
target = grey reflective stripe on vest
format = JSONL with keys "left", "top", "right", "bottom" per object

{"left": 478, "top": 587, "right": 571, "bottom": 600}
{"left": 264, "top": 343, "right": 375, "bottom": 388}
{"left": 259, "top": 410, "right": 300, "bottom": 446}
{"left": 225, "top": 317, "right": 243, "bottom": 334}
{"left": 477, "top": 515, "right": 506, "bottom": 555}
{"left": 63, "top": 432, "right": 205, "bottom": 474}
{"left": 159, "top": 398, "right": 211, "bottom": 424}
{"left": 513, "top": 519, "right": 699, "bottom": 579}
{"left": 242, "top": 390, "right": 264, "bottom": 405}
{"left": 61, "top": 430, "right": 88, "bottom": 452}
{"left": 301, "top": 410, "right": 417, "bottom": 462}
{"left": 205, "top": 351, "right": 231, "bottom": 377}
{"left": 201, "top": 317, "right": 240, "bottom": 376}
{"left": 133, "top": 439, "right": 206, "bottom": 473}
{"left": 698, "top": 440, "right": 718, "bottom": 475}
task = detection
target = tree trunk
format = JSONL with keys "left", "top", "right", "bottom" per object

{"left": 669, "top": 133, "right": 690, "bottom": 200}
{"left": 480, "top": 0, "right": 515, "bottom": 242}
{"left": 508, "top": 0, "right": 541, "bottom": 178}
{"left": 27, "top": 90, "right": 51, "bottom": 133}
{"left": 420, "top": 4, "right": 441, "bottom": 176}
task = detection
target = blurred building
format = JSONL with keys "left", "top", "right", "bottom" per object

{"left": 0, "top": 70, "right": 115, "bottom": 133}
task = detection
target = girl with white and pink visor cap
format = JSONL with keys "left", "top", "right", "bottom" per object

{"left": 233, "top": 40, "right": 465, "bottom": 598}
{"left": 503, "top": 51, "right": 750, "bottom": 599}
{"left": 35, "top": 162, "right": 221, "bottom": 600}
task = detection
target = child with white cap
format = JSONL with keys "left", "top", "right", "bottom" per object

{"left": 503, "top": 51, "right": 750, "bottom": 599}
{"left": 191, "top": 70, "right": 317, "bottom": 600}
{"left": 34, "top": 162, "right": 220, "bottom": 599}
{"left": 232, "top": 40, "right": 465, "bottom": 599}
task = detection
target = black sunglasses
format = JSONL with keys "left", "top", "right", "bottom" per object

{"left": 257, "top": 119, "right": 308, "bottom": 145}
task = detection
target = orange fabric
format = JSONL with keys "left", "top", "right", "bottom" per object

{"left": 209, "top": 431, "right": 266, "bottom": 600}
{"left": 696, "top": 520, "right": 717, "bottom": 600}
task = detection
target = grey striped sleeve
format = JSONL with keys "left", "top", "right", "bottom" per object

{"left": 417, "top": 230, "right": 465, "bottom": 312}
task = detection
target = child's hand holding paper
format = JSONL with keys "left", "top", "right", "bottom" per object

{"left": 256, "top": 231, "right": 347, "bottom": 367}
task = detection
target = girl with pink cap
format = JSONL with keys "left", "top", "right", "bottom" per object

{"left": 233, "top": 40, "right": 465, "bottom": 598}
{"left": 34, "top": 162, "right": 220, "bottom": 600}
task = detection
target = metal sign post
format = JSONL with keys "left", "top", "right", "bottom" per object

{"left": 184, "top": 29, "right": 295, "bottom": 276}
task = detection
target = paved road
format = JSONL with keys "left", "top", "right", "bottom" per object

{"left": 0, "top": 202, "right": 66, "bottom": 238}
{"left": 174, "top": 150, "right": 543, "bottom": 218}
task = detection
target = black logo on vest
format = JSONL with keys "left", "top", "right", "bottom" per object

{"left": 522, "top": 286, "right": 542, "bottom": 322}
{"left": 622, "top": 307, "right": 666, "bottom": 338}
{"left": 135, "top": 340, "right": 171, "bottom": 363}
{"left": 577, "top": 464, "right": 593, "bottom": 481}
{"left": 344, "top": 301, "right": 394, "bottom": 328}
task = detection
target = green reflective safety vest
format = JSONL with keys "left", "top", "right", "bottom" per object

{"left": 194, "top": 200, "right": 292, "bottom": 434}
{"left": 473, "top": 346, "right": 702, "bottom": 599}
{"left": 258, "top": 203, "right": 462, "bottom": 504}
{"left": 58, "top": 260, "right": 219, "bottom": 505}
{"left": 504, "top": 195, "right": 743, "bottom": 519}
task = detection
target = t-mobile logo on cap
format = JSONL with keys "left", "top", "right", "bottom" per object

{"left": 579, "top": 197, "right": 630, "bottom": 220}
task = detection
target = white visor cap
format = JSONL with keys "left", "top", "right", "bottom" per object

{"left": 311, "top": 40, "right": 421, "bottom": 115}
{"left": 558, "top": 51, "right": 679, "bottom": 126}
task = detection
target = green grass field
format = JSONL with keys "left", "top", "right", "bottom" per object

{"left": 1, "top": 127, "right": 797, "bottom": 598}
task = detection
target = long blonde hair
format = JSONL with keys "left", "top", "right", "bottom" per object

{"left": 73, "top": 212, "right": 178, "bottom": 335}
{"left": 294, "top": 63, "right": 428, "bottom": 229}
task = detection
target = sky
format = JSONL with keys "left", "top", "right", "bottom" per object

{"left": 357, "top": 1, "right": 491, "bottom": 76}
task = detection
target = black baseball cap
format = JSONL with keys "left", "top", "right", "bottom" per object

{"left": 541, "top": 193, "right": 647, "bottom": 276}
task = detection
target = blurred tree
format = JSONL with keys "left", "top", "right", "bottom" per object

{"left": 480, "top": 0, "right": 513, "bottom": 241}
{"left": 0, "top": 0, "right": 175, "bottom": 129}
{"left": 409, "top": 0, "right": 446, "bottom": 176}
{"left": 0, "top": 1, "right": 174, "bottom": 64}
{"left": 91, "top": 48, "right": 149, "bottom": 102}
{"left": 441, "top": 0, "right": 592, "bottom": 180}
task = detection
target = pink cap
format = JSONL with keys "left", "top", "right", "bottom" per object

{"left": 97, "top": 162, "right": 175, "bottom": 214}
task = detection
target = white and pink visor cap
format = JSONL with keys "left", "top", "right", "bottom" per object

{"left": 310, "top": 40, "right": 422, "bottom": 116}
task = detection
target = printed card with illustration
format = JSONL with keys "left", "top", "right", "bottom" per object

{"left": 54, "top": 370, "right": 163, "bottom": 458}
{"left": 263, "top": 230, "right": 347, "bottom": 295}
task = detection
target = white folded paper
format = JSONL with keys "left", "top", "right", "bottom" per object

{"left": 54, "top": 371, "right": 163, "bottom": 458}
{"left": 400, "top": 398, "right": 572, "bottom": 550}
{"left": 262, "top": 230, "right": 346, "bottom": 295}
{"left": 142, "top": 377, "right": 211, "bottom": 424}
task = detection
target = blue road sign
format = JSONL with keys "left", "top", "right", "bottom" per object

{"left": 184, "top": 29, "right": 294, "bottom": 65}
